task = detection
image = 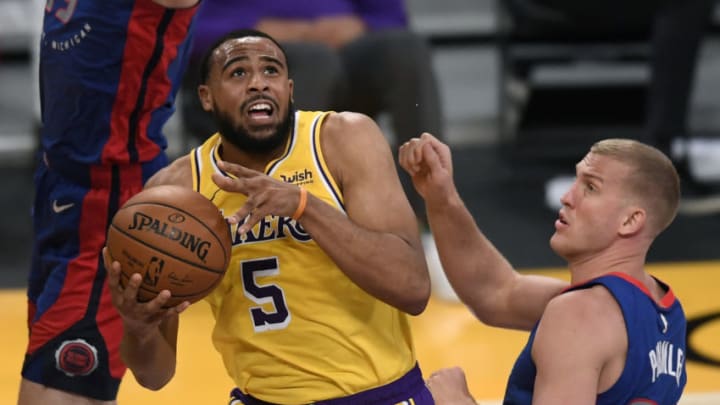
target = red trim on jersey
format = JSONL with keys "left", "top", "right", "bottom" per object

{"left": 606, "top": 272, "right": 653, "bottom": 295}
{"left": 630, "top": 399, "right": 659, "bottom": 405}
{"left": 608, "top": 272, "right": 676, "bottom": 308}
{"left": 657, "top": 284, "right": 677, "bottom": 308}
{"left": 574, "top": 272, "right": 676, "bottom": 309}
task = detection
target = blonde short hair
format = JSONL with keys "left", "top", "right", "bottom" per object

{"left": 590, "top": 138, "right": 680, "bottom": 235}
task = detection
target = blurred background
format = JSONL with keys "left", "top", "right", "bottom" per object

{"left": 1, "top": 0, "right": 720, "bottom": 403}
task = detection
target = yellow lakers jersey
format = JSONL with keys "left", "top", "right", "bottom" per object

{"left": 190, "top": 110, "right": 417, "bottom": 403}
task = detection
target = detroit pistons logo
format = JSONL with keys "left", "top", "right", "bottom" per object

{"left": 55, "top": 339, "right": 98, "bottom": 377}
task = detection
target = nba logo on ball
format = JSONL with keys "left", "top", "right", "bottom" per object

{"left": 143, "top": 257, "right": 164, "bottom": 287}
{"left": 106, "top": 185, "right": 232, "bottom": 307}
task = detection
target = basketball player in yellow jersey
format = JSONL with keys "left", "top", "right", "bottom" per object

{"left": 103, "top": 29, "right": 434, "bottom": 404}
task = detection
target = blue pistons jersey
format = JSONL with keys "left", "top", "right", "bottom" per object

{"left": 504, "top": 272, "right": 686, "bottom": 405}
{"left": 39, "top": 0, "right": 197, "bottom": 167}
{"left": 22, "top": 1, "right": 198, "bottom": 401}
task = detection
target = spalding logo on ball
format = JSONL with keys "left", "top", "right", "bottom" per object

{"left": 106, "top": 185, "right": 232, "bottom": 307}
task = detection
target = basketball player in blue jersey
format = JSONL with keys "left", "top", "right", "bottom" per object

{"left": 18, "top": 1, "right": 199, "bottom": 404}
{"left": 400, "top": 135, "right": 686, "bottom": 404}
{"left": 103, "top": 29, "right": 433, "bottom": 404}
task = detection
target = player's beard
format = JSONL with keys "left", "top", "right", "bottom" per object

{"left": 213, "top": 100, "right": 295, "bottom": 154}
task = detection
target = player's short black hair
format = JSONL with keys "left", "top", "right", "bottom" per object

{"left": 199, "top": 29, "right": 290, "bottom": 85}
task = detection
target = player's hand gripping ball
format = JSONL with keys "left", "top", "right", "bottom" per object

{"left": 106, "top": 185, "right": 232, "bottom": 307}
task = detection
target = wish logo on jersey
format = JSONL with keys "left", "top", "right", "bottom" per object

{"left": 279, "top": 168, "right": 313, "bottom": 186}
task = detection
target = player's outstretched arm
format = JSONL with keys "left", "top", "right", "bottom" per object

{"left": 103, "top": 248, "right": 187, "bottom": 390}
{"left": 399, "top": 134, "right": 567, "bottom": 330}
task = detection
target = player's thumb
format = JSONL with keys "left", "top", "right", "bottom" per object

{"left": 421, "top": 142, "right": 445, "bottom": 175}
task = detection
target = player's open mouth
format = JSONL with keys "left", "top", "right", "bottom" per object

{"left": 247, "top": 101, "right": 274, "bottom": 119}
{"left": 557, "top": 211, "right": 568, "bottom": 225}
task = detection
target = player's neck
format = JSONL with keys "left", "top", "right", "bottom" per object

{"left": 567, "top": 248, "right": 648, "bottom": 285}
{"left": 218, "top": 141, "right": 283, "bottom": 173}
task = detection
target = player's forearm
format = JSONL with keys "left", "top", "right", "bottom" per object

{"left": 300, "top": 194, "right": 430, "bottom": 315}
{"left": 120, "top": 328, "right": 177, "bottom": 390}
{"left": 425, "top": 188, "right": 518, "bottom": 323}
{"left": 428, "top": 193, "right": 564, "bottom": 330}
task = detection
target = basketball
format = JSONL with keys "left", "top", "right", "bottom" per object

{"left": 106, "top": 185, "right": 232, "bottom": 307}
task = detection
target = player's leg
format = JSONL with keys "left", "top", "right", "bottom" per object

{"left": 18, "top": 379, "right": 116, "bottom": 405}
{"left": 19, "top": 163, "right": 145, "bottom": 404}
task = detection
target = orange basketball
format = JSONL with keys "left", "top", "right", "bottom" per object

{"left": 106, "top": 185, "right": 232, "bottom": 307}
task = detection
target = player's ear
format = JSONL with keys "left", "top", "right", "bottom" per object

{"left": 198, "top": 85, "right": 213, "bottom": 112}
{"left": 619, "top": 207, "right": 646, "bottom": 236}
{"left": 288, "top": 78, "right": 294, "bottom": 103}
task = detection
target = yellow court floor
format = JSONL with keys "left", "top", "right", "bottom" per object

{"left": 2, "top": 262, "right": 719, "bottom": 404}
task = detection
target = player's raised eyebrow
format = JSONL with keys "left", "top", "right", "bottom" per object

{"left": 575, "top": 162, "right": 605, "bottom": 184}
{"left": 222, "top": 55, "right": 286, "bottom": 73}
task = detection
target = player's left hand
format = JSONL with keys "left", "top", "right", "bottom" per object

{"left": 426, "top": 367, "right": 477, "bottom": 405}
{"left": 102, "top": 247, "right": 188, "bottom": 335}
{"left": 212, "top": 160, "right": 306, "bottom": 234}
